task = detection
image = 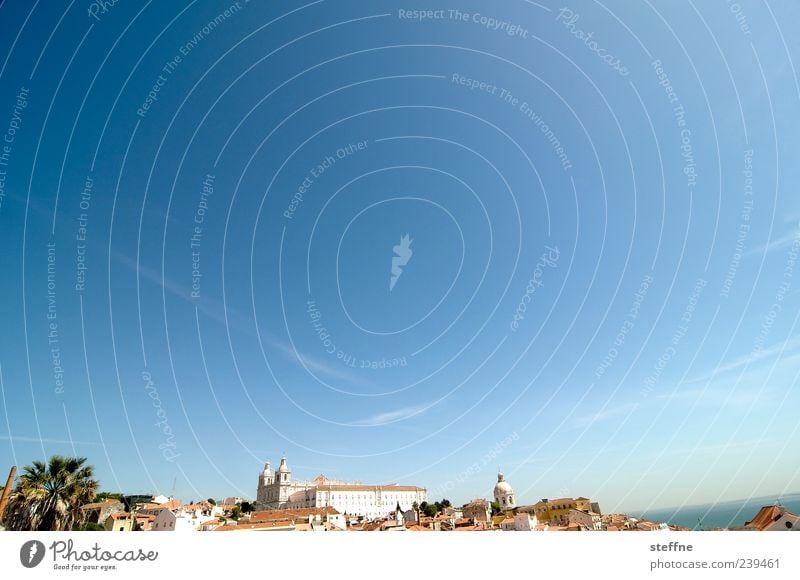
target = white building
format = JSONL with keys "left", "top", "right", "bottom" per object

{"left": 500, "top": 517, "right": 515, "bottom": 531}
{"left": 149, "top": 504, "right": 217, "bottom": 532}
{"left": 513, "top": 513, "right": 541, "bottom": 531}
{"left": 493, "top": 472, "right": 516, "bottom": 510}
{"left": 745, "top": 506, "right": 800, "bottom": 531}
{"left": 255, "top": 456, "right": 426, "bottom": 520}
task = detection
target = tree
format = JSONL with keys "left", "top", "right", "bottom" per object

{"left": 420, "top": 501, "right": 437, "bottom": 518}
{"left": 206, "top": 498, "right": 216, "bottom": 505}
{"left": 4, "top": 456, "right": 98, "bottom": 531}
{"left": 93, "top": 492, "right": 123, "bottom": 502}
{"left": 240, "top": 500, "right": 254, "bottom": 513}
{"left": 78, "top": 522, "right": 105, "bottom": 531}
{"left": 490, "top": 501, "right": 502, "bottom": 516}
{"left": 231, "top": 505, "right": 242, "bottom": 520}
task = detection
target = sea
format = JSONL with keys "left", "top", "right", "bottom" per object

{"left": 634, "top": 493, "right": 800, "bottom": 530}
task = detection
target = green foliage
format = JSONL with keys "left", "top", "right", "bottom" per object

{"left": 4, "top": 456, "right": 98, "bottom": 531}
{"left": 428, "top": 498, "right": 452, "bottom": 516}
{"left": 231, "top": 505, "right": 242, "bottom": 520}
{"left": 207, "top": 498, "right": 216, "bottom": 505}
{"left": 420, "top": 501, "right": 438, "bottom": 518}
{"left": 240, "top": 501, "right": 254, "bottom": 513}
{"left": 94, "top": 492, "right": 123, "bottom": 502}
{"left": 77, "top": 521, "right": 105, "bottom": 531}
{"left": 491, "top": 501, "right": 502, "bottom": 516}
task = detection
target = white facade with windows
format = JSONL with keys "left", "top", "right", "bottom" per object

{"left": 256, "top": 456, "right": 426, "bottom": 520}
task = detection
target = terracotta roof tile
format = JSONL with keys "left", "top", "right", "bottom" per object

{"left": 215, "top": 520, "right": 294, "bottom": 531}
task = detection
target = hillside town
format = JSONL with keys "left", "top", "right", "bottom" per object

{"left": 3, "top": 455, "right": 795, "bottom": 533}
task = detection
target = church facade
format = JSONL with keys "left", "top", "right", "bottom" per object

{"left": 256, "top": 456, "right": 427, "bottom": 520}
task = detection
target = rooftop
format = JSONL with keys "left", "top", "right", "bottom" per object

{"left": 744, "top": 506, "right": 785, "bottom": 531}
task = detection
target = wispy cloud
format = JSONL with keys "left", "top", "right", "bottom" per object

{"left": 348, "top": 402, "right": 430, "bottom": 426}
{"left": 692, "top": 336, "right": 800, "bottom": 382}
{"left": 746, "top": 226, "right": 800, "bottom": 257}
{"left": 573, "top": 402, "right": 639, "bottom": 429}
{"left": 654, "top": 385, "right": 774, "bottom": 409}
{"left": 0, "top": 435, "right": 99, "bottom": 446}
{"left": 270, "top": 340, "right": 372, "bottom": 386}
{"left": 112, "top": 251, "right": 370, "bottom": 386}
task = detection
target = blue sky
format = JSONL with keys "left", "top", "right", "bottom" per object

{"left": 0, "top": 0, "right": 799, "bottom": 514}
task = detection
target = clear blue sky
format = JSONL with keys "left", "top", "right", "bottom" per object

{"left": 0, "top": 0, "right": 799, "bottom": 514}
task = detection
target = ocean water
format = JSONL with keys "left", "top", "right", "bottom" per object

{"left": 635, "top": 493, "right": 800, "bottom": 530}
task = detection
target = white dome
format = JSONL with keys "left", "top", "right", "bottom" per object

{"left": 493, "top": 472, "right": 515, "bottom": 507}
{"left": 494, "top": 481, "right": 514, "bottom": 495}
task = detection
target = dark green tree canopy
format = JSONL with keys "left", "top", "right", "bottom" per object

{"left": 3, "top": 455, "right": 98, "bottom": 531}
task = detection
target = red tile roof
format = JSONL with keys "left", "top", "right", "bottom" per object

{"left": 247, "top": 506, "right": 340, "bottom": 523}
{"left": 215, "top": 520, "right": 294, "bottom": 531}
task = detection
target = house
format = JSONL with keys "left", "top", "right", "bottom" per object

{"left": 568, "top": 508, "right": 602, "bottom": 530}
{"left": 198, "top": 519, "right": 222, "bottom": 531}
{"left": 500, "top": 517, "right": 515, "bottom": 531}
{"left": 134, "top": 514, "right": 156, "bottom": 531}
{"left": 183, "top": 501, "right": 224, "bottom": 519}
{"left": 216, "top": 520, "right": 295, "bottom": 531}
{"left": 80, "top": 499, "right": 125, "bottom": 527}
{"left": 744, "top": 506, "right": 800, "bottom": 531}
{"left": 225, "top": 506, "right": 346, "bottom": 531}
{"left": 602, "top": 513, "right": 633, "bottom": 529}
{"left": 513, "top": 513, "right": 541, "bottom": 531}
{"left": 104, "top": 512, "right": 135, "bottom": 532}
{"left": 442, "top": 506, "right": 463, "bottom": 519}
{"left": 635, "top": 520, "right": 669, "bottom": 531}
{"left": 462, "top": 499, "right": 492, "bottom": 523}
{"left": 151, "top": 509, "right": 178, "bottom": 532}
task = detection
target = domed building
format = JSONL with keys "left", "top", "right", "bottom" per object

{"left": 494, "top": 472, "right": 516, "bottom": 510}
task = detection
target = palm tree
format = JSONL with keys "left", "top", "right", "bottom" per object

{"left": 3, "top": 456, "right": 98, "bottom": 531}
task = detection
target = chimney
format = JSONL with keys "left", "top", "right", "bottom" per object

{"left": 0, "top": 466, "right": 17, "bottom": 520}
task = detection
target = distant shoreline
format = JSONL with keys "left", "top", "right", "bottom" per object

{"left": 628, "top": 491, "right": 800, "bottom": 515}
{"left": 632, "top": 493, "right": 800, "bottom": 530}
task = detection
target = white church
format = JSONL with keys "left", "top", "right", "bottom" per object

{"left": 256, "top": 456, "right": 427, "bottom": 520}
{"left": 494, "top": 471, "right": 516, "bottom": 509}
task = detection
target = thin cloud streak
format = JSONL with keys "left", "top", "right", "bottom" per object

{"left": 348, "top": 403, "right": 430, "bottom": 427}
{"left": 0, "top": 435, "right": 99, "bottom": 446}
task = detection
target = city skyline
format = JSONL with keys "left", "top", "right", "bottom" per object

{"left": 1, "top": 0, "right": 799, "bottom": 517}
